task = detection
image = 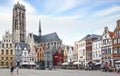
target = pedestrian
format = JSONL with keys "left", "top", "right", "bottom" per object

{"left": 116, "top": 66, "right": 119, "bottom": 73}
{"left": 10, "top": 66, "right": 14, "bottom": 74}
{"left": 16, "top": 67, "right": 19, "bottom": 75}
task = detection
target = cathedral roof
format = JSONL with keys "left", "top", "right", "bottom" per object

{"left": 15, "top": 42, "right": 30, "bottom": 50}
{"left": 30, "top": 32, "right": 61, "bottom": 43}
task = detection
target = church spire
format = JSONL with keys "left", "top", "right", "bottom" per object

{"left": 39, "top": 19, "right": 42, "bottom": 36}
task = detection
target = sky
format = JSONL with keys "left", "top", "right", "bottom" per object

{"left": 0, "top": 0, "right": 120, "bottom": 45}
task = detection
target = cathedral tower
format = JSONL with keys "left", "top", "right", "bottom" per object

{"left": 12, "top": 2, "right": 26, "bottom": 43}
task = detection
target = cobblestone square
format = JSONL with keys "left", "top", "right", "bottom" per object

{"left": 0, "top": 69, "right": 120, "bottom": 76}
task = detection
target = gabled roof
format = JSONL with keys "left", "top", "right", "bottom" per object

{"left": 30, "top": 32, "right": 61, "bottom": 43}
{"left": 78, "top": 34, "right": 101, "bottom": 42}
{"left": 78, "top": 34, "right": 91, "bottom": 42}
{"left": 86, "top": 34, "right": 102, "bottom": 40}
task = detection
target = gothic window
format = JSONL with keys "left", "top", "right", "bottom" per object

{"left": 22, "top": 13, "right": 24, "bottom": 18}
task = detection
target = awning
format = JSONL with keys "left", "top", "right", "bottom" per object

{"left": 29, "top": 62, "right": 35, "bottom": 65}
{"left": 115, "top": 60, "right": 120, "bottom": 63}
{"left": 95, "top": 62, "right": 101, "bottom": 65}
{"left": 61, "top": 62, "right": 69, "bottom": 65}
{"left": 21, "top": 62, "right": 29, "bottom": 65}
{"left": 73, "top": 62, "right": 81, "bottom": 65}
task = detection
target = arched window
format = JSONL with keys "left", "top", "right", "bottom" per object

{"left": 10, "top": 50, "right": 13, "bottom": 55}
{"left": 6, "top": 57, "right": 8, "bottom": 60}
{"left": 6, "top": 50, "right": 8, "bottom": 55}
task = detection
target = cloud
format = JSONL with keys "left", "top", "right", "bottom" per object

{"left": 0, "top": 0, "right": 120, "bottom": 46}
{"left": 93, "top": 6, "right": 120, "bottom": 17}
{"left": 43, "top": 0, "right": 90, "bottom": 15}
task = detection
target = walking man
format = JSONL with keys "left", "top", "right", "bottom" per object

{"left": 16, "top": 67, "right": 19, "bottom": 75}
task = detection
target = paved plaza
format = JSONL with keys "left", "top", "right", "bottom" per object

{"left": 0, "top": 69, "right": 119, "bottom": 76}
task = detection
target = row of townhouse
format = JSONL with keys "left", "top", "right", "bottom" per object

{"left": 75, "top": 20, "right": 120, "bottom": 67}
{"left": 0, "top": 31, "right": 63, "bottom": 69}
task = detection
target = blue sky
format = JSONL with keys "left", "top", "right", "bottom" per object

{"left": 0, "top": 0, "right": 120, "bottom": 45}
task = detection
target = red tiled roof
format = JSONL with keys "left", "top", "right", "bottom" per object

{"left": 109, "top": 32, "right": 114, "bottom": 38}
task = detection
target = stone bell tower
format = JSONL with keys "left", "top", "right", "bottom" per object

{"left": 12, "top": 2, "right": 26, "bottom": 43}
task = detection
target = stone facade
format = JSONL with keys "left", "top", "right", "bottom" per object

{"left": 12, "top": 2, "right": 26, "bottom": 43}
{"left": 0, "top": 31, "right": 14, "bottom": 68}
